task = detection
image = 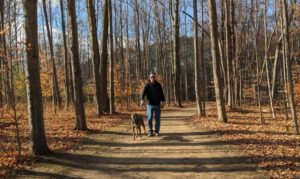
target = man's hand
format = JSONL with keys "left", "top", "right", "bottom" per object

{"left": 140, "top": 100, "right": 144, "bottom": 106}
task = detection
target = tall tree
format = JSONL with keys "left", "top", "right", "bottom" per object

{"left": 253, "top": 0, "right": 263, "bottom": 123}
{"left": 0, "top": 0, "right": 3, "bottom": 108}
{"left": 42, "top": 0, "right": 62, "bottom": 110}
{"left": 86, "top": 0, "right": 102, "bottom": 115}
{"left": 108, "top": 0, "right": 115, "bottom": 114}
{"left": 59, "top": 0, "right": 71, "bottom": 109}
{"left": 282, "top": 0, "right": 299, "bottom": 134}
{"left": 200, "top": 0, "right": 206, "bottom": 115}
{"left": 193, "top": 0, "right": 203, "bottom": 116}
{"left": 172, "top": 0, "right": 182, "bottom": 107}
{"left": 207, "top": 0, "right": 228, "bottom": 123}
{"left": 0, "top": 0, "right": 12, "bottom": 107}
{"left": 66, "top": 0, "right": 87, "bottom": 130}
{"left": 224, "top": 0, "right": 233, "bottom": 109}
{"left": 100, "top": 0, "right": 109, "bottom": 113}
{"left": 134, "top": 0, "right": 142, "bottom": 80}
{"left": 23, "top": 0, "right": 50, "bottom": 155}
{"left": 264, "top": 0, "right": 275, "bottom": 119}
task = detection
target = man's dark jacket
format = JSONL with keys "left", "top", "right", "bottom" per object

{"left": 141, "top": 81, "right": 165, "bottom": 106}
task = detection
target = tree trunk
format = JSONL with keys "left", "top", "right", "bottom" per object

{"left": 59, "top": 0, "right": 71, "bottom": 109}
{"left": 0, "top": 0, "right": 3, "bottom": 108}
{"left": 254, "top": 0, "right": 263, "bottom": 123}
{"left": 201, "top": 0, "right": 206, "bottom": 115}
{"left": 271, "top": 41, "right": 281, "bottom": 98}
{"left": 42, "top": 0, "right": 62, "bottom": 110}
{"left": 230, "top": 0, "right": 237, "bottom": 108}
{"left": 67, "top": 0, "right": 87, "bottom": 130}
{"left": 108, "top": 0, "right": 115, "bottom": 114}
{"left": 172, "top": 0, "right": 182, "bottom": 107}
{"left": 0, "top": 0, "right": 12, "bottom": 107}
{"left": 193, "top": 0, "right": 203, "bottom": 117}
{"left": 23, "top": 0, "right": 50, "bottom": 155}
{"left": 86, "top": 0, "right": 102, "bottom": 115}
{"left": 282, "top": 0, "right": 299, "bottom": 134}
{"left": 207, "top": 0, "right": 228, "bottom": 123}
{"left": 264, "top": 0, "right": 275, "bottom": 119}
{"left": 224, "top": 0, "right": 233, "bottom": 109}
{"left": 100, "top": 0, "right": 109, "bottom": 113}
{"left": 134, "top": 0, "right": 142, "bottom": 80}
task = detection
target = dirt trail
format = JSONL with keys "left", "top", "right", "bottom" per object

{"left": 16, "top": 104, "right": 266, "bottom": 179}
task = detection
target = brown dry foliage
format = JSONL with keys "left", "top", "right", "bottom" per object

{"left": 0, "top": 104, "right": 127, "bottom": 178}
{"left": 191, "top": 104, "right": 300, "bottom": 178}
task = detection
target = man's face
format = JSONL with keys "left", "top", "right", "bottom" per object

{"left": 150, "top": 75, "right": 156, "bottom": 83}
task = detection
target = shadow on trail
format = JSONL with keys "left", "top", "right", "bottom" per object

{"left": 17, "top": 170, "right": 82, "bottom": 179}
{"left": 18, "top": 152, "right": 299, "bottom": 176}
{"left": 100, "top": 131, "right": 219, "bottom": 136}
{"left": 16, "top": 105, "right": 272, "bottom": 178}
{"left": 83, "top": 138, "right": 296, "bottom": 147}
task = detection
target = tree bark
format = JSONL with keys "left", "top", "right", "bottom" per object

{"left": 271, "top": 41, "right": 281, "bottom": 98}
{"left": 23, "top": 0, "right": 50, "bottom": 155}
{"left": 100, "top": 0, "right": 109, "bottom": 113}
{"left": 193, "top": 0, "right": 203, "bottom": 117}
{"left": 108, "top": 0, "right": 115, "bottom": 114}
{"left": 134, "top": 0, "right": 142, "bottom": 80}
{"left": 224, "top": 0, "right": 233, "bottom": 109}
{"left": 282, "top": 0, "right": 299, "bottom": 134}
{"left": 254, "top": 0, "right": 263, "bottom": 123}
{"left": 0, "top": 0, "right": 12, "bottom": 107}
{"left": 264, "top": 0, "right": 275, "bottom": 119}
{"left": 66, "top": 0, "right": 87, "bottom": 130}
{"left": 207, "top": 0, "right": 228, "bottom": 123}
{"left": 86, "top": 0, "right": 102, "bottom": 115}
{"left": 201, "top": 0, "right": 206, "bottom": 115}
{"left": 172, "top": 0, "right": 182, "bottom": 107}
{"left": 59, "top": 0, "right": 71, "bottom": 109}
{"left": 42, "top": 0, "right": 62, "bottom": 110}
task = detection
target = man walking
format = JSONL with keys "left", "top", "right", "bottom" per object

{"left": 140, "top": 72, "right": 165, "bottom": 137}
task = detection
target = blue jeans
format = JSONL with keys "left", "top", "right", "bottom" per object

{"left": 147, "top": 104, "right": 161, "bottom": 134}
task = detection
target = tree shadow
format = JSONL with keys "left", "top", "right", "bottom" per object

{"left": 18, "top": 152, "right": 299, "bottom": 176}
{"left": 160, "top": 134, "right": 192, "bottom": 142}
{"left": 82, "top": 137, "right": 296, "bottom": 147}
{"left": 98, "top": 131, "right": 223, "bottom": 137}
{"left": 17, "top": 170, "right": 82, "bottom": 179}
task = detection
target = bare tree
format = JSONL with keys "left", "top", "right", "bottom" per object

{"left": 281, "top": 0, "right": 299, "bottom": 134}
{"left": 100, "top": 0, "right": 109, "bottom": 113}
{"left": 172, "top": 0, "right": 182, "bottom": 107}
{"left": 264, "top": 0, "right": 275, "bottom": 119}
{"left": 86, "top": 0, "right": 102, "bottom": 116}
{"left": 42, "top": 0, "right": 62, "bottom": 110}
{"left": 193, "top": 0, "right": 203, "bottom": 116}
{"left": 66, "top": 0, "right": 87, "bottom": 130}
{"left": 108, "top": 0, "right": 115, "bottom": 114}
{"left": 59, "top": 0, "right": 71, "bottom": 109}
{"left": 23, "top": 0, "right": 50, "bottom": 155}
{"left": 207, "top": 0, "right": 228, "bottom": 123}
{"left": 0, "top": 0, "right": 12, "bottom": 107}
{"left": 224, "top": 0, "right": 233, "bottom": 109}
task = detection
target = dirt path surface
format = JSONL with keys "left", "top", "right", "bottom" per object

{"left": 16, "top": 104, "right": 266, "bottom": 179}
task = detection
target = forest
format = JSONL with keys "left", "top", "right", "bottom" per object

{"left": 1, "top": 0, "right": 300, "bottom": 178}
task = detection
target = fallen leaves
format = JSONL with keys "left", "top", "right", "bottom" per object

{"left": 191, "top": 104, "right": 300, "bottom": 178}
{"left": 0, "top": 103, "right": 126, "bottom": 178}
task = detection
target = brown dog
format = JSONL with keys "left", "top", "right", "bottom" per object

{"left": 131, "top": 113, "right": 146, "bottom": 140}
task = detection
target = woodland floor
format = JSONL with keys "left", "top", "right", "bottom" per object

{"left": 14, "top": 103, "right": 268, "bottom": 179}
